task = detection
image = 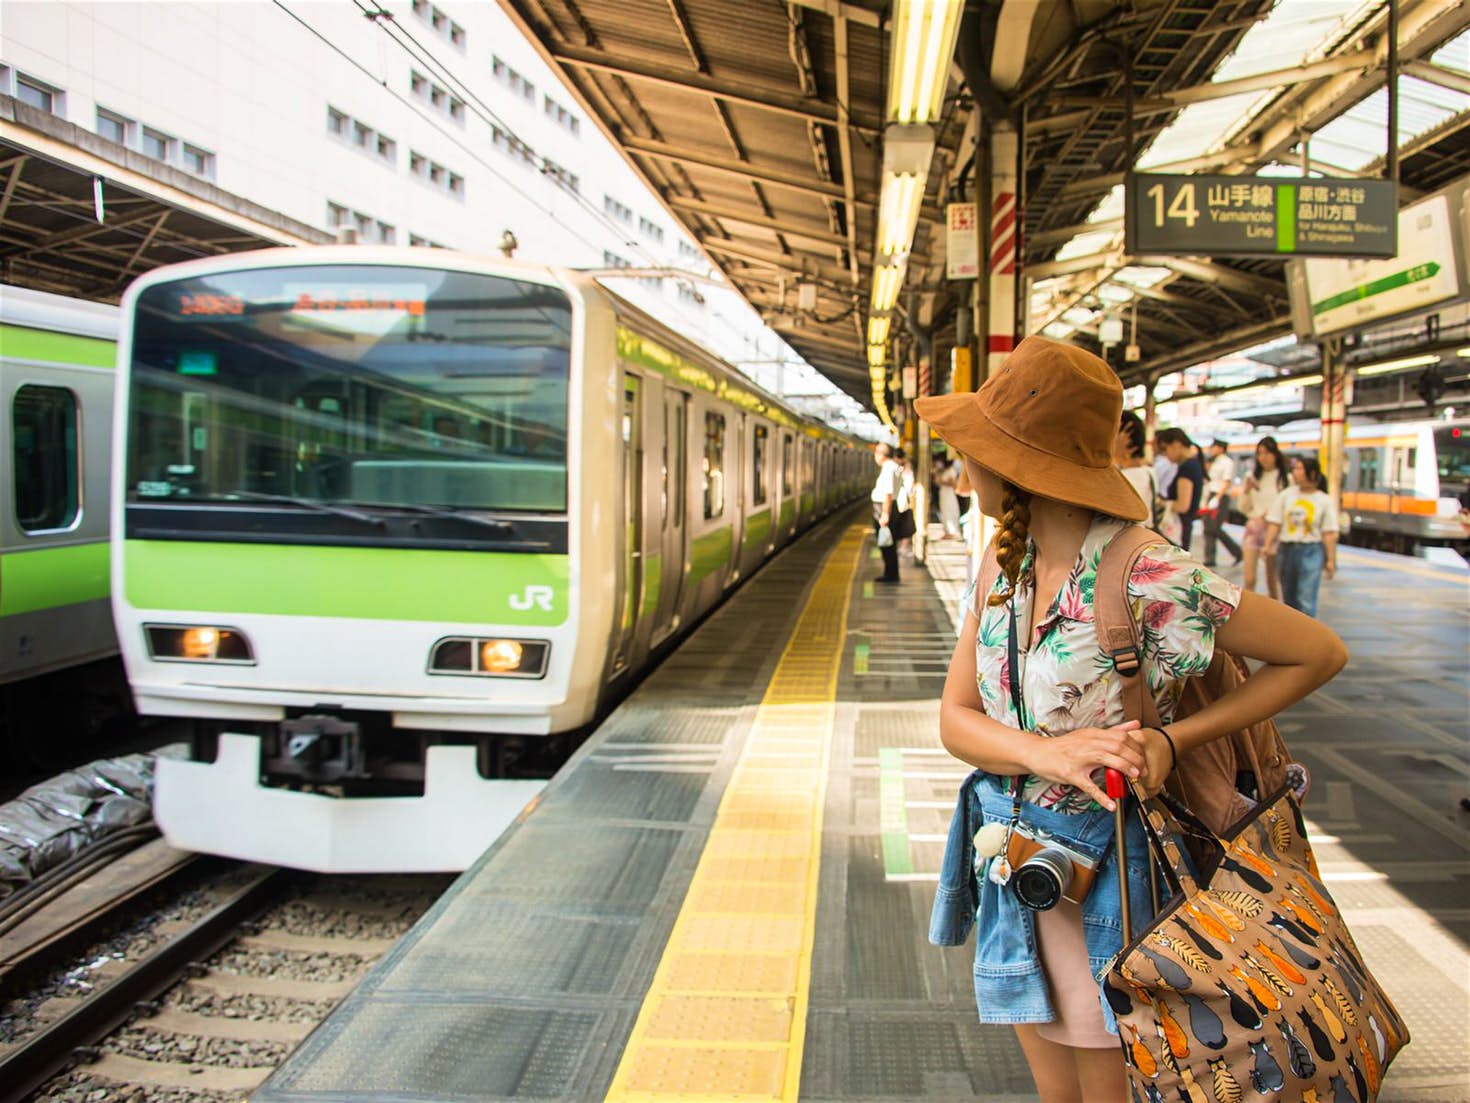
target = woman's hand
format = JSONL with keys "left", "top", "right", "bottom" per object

{"left": 1137, "top": 728, "right": 1175, "bottom": 797}
{"left": 1027, "top": 721, "right": 1147, "bottom": 810}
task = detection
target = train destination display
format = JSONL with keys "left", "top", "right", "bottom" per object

{"left": 1125, "top": 172, "right": 1397, "bottom": 259}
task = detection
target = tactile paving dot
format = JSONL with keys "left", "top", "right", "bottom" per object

{"left": 686, "top": 878, "right": 806, "bottom": 915}
{"left": 698, "top": 854, "right": 810, "bottom": 885}
{"left": 706, "top": 829, "right": 811, "bottom": 860}
{"left": 623, "top": 1043, "right": 787, "bottom": 1097}
{"left": 645, "top": 994, "right": 794, "bottom": 1043}
{"left": 663, "top": 951, "right": 800, "bottom": 994}
{"left": 681, "top": 912, "right": 805, "bottom": 954}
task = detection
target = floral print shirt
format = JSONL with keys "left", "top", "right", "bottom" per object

{"left": 969, "top": 515, "right": 1240, "bottom": 813}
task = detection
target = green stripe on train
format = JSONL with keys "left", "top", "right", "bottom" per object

{"left": 743, "top": 508, "right": 772, "bottom": 551}
{"left": 0, "top": 325, "right": 115, "bottom": 368}
{"left": 125, "top": 541, "right": 571, "bottom": 626}
{"left": 0, "top": 542, "right": 110, "bottom": 617}
{"left": 689, "top": 526, "right": 732, "bottom": 586}
{"left": 779, "top": 499, "right": 795, "bottom": 530}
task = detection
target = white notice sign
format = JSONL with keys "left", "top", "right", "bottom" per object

{"left": 947, "top": 202, "right": 979, "bottom": 280}
{"left": 1300, "top": 194, "right": 1461, "bottom": 337}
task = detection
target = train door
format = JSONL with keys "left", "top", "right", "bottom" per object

{"left": 650, "top": 390, "right": 686, "bottom": 644}
{"left": 612, "top": 376, "right": 643, "bottom": 674}
{"left": 729, "top": 412, "right": 746, "bottom": 580}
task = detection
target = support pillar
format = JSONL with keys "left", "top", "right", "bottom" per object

{"left": 986, "top": 122, "right": 1019, "bottom": 381}
{"left": 1319, "top": 341, "right": 1348, "bottom": 511}
{"left": 1143, "top": 381, "right": 1158, "bottom": 454}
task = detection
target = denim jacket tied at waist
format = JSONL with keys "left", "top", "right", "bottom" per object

{"left": 928, "top": 769, "right": 1156, "bottom": 1031}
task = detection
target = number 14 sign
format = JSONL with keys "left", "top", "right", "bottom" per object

{"left": 1124, "top": 172, "right": 1397, "bottom": 259}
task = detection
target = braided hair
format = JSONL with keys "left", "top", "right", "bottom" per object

{"left": 987, "top": 482, "right": 1033, "bottom": 607}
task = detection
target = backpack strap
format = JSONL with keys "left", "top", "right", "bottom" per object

{"left": 1094, "top": 525, "right": 1166, "bottom": 729}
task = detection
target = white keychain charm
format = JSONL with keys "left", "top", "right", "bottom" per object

{"left": 989, "top": 855, "right": 1013, "bottom": 886}
{"left": 973, "top": 821, "right": 1009, "bottom": 860}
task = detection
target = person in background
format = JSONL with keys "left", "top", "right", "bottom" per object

{"left": 1113, "top": 411, "right": 1158, "bottom": 521}
{"left": 871, "top": 442, "right": 901, "bottom": 584}
{"left": 895, "top": 448, "right": 918, "bottom": 559}
{"left": 1201, "top": 438, "right": 1243, "bottom": 567}
{"left": 1153, "top": 428, "right": 1205, "bottom": 551}
{"left": 1152, "top": 441, "right": 1177, "bottom": 508}
{"left": 1265, "top": 454, "right": 1339, "bottom": 617}
{"left": 1239, "top": 436, "right": 1287, "bottom": 599}
{"left": 937, "top": 453, "right": 962, "bottom": 539}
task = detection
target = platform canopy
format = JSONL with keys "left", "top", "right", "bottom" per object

{"left": 503, "top": 0, "right": 1470, "bottom": 410}
{"left": 0, "top": 97, "right": 327, "bottom": 302}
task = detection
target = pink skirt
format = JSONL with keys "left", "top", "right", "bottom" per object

{"left": 1033, "top": 898, "right": 1119, "bottom": 1049}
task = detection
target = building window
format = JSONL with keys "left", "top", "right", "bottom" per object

{"left": 96, "top": 107, "right": 132, "bottom": 145}
{"left": 411, "top": 70, "right": 465, "bottom": 123}
{"left": 491, "top": 55, "right": 535, "bottom": 103}
{"left": 492, "top": 125, "right": 536, "bottom": 166}
{"left": 543, "top": 94, "right": 580, "bottom": 136}
{"left": 638, "top": 216, "right": 665, "bottom": 244}
{"left": 13, "top": 385, "right": 79, "bottom": 533}
{"left": 678, "top": 240, "right": 702, "bottom": 261}
{"left": 752, "top": 425, "right": 768, "bottom": 506}
{"left": 541, "top": 157, "right": 578, "bottom": 192}
{"left": 14, "top": 72, "right": 62, "bottom": 116}
{"left": 327, "top": 201, "right": 349, "bottom": 230}
{"left": 677, "top": 284, "right": 703, "bottom": 306}
{"left": 181, "top": 143, "right": 215, "bottom": 179}
{"left": 328, "top": 107, "right": 395, "bottom": 165}
{"left": 409, "top": 233, "right": 445, "bottom": 248}
{"left": 603, "top": 251, "right": 631, "bottom": 269}
{"left": 604, "top": 195, "right": 633, "bottom": 224}
{"left": 410, "top": 151, "right": 465, "bottom": 199}
{"left": 376, "top": 220, "right": 396, "bottom": 244}
{"left": 703, "top": 412, "right": 726, "bottom": 519}
{"left": 141, "top": 127, "right": 174, "bottom": 162}
{"left": 326, "top": 201, "right": 393, "bottom": 243}
{"left": 413, "top": 0, "right": 465, "bottom": 49}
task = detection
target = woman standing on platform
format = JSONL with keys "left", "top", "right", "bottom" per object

{"left": 918, "top": 337, "right": 1347, "bottom": 1103}
{"left": 1239, "top": 435, "right": 1287, "bottom": 599}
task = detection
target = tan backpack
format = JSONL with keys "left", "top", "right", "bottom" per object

{"left": 1094, "top": 524, "right": 1296, "bottom": 835}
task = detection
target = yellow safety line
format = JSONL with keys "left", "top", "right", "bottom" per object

{"left": 604, "top": 524, "right": 866, "bottom": 1103}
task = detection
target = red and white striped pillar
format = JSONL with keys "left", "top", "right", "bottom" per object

{"left": 987, "top": 123, "right": 1019, "bottom": 381}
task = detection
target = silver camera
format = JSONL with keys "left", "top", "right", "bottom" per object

{"left": 1007, "top": 823, "right": 1100, "bottom": 911}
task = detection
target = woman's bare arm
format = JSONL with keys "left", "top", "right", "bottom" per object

{"left": 1163, "top": 590, "right": 1347, "bottom": 758}
{"left": 940, "top": 608, "right": 1147, "bottom": 809}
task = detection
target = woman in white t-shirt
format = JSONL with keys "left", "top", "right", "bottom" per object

{"left": 1113, "top": 411, "right": 1162, "bottom": 525}
{"left": 1265, "top": 454, "right": 1339, "bottom": 618}
{"left": 1238, "top": 436, "right": 1287, "bottom": 599}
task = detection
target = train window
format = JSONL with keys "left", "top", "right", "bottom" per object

{"left": 1435, "top": 427, "right": 1470, "bottom": 482}
{"left": 13, "top": 385, "right": 80, "bottom": 533}
{"left": 703, "top": 411, "right": 725, "bottom": 519}
{"left": 669, "top": 400, "right": 685, "bottom": 528}
{"left": 1357, "top": 449, "right": 1378, "bottom": 491}
{"left": 781, "top": 434, "right": 793, "bottom": 496}
{"left": 752, "top": 425, "right": 768, "bottom": 506}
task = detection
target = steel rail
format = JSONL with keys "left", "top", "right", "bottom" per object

{"left": 0, "top": 866, "right": 289, "bottom": 1103}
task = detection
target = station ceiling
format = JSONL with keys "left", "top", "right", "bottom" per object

{"left": 505, "top": 0, "right": 1470, "bottom": 403}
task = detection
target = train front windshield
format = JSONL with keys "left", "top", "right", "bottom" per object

{"left": 126, "top": 265, "right": 572, "bottom": 520}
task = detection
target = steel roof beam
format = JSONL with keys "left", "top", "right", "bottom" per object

{"left": 699, "top": 236, "right": 852, "bottom": 283}
{"left": 1134, "top": 255, "right": 1285, "bottom": 300}
{"left": 548, "top": 42, "right": 883, "bottom": 134}
{"left": 832, "top": 12, "right": 861, "bottom": 285}
{"left": 622, "top": 134, "right": 863, "bottom": 203}
{"left": 1401, "top": 59, "right": 1470, "bottom": 97}
{"left": 786, "top": 0, "right": 882, "bottom": 30}
{"left": 664, "top": 196, "right": 850, "bottom": 246}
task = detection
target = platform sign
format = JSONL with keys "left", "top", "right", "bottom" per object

{"left": 946, "top": 201, "right": 979, "bottom": 279}
{"left": 1287, "top": 189, "right": 1467, "bottom": 338}
{"left": 1125, "top": 173, "right": 1398, "bottom": 259}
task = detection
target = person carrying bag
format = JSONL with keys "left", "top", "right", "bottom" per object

{"left": 919, "top": 337, "right": 1362, "bottom": 1103}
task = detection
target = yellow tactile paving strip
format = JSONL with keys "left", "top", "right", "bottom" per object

{"left": 604, "top": 524, "right": 866, "bottom": 1103}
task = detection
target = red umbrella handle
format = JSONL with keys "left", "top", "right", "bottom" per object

{"left": 1106, "top": 769, "right": 1132, "bottom": 942}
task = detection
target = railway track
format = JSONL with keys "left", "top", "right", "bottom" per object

{"left": 0, "top": 841, "right": 450, "bottom": 1102}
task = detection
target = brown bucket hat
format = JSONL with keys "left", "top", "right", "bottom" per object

{"left": 914, "top": 335, "right": 1148, "bottom": 522}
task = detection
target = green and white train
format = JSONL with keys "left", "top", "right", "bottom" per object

{"left": 115, "top": 247, "right": 868, "bottom": 871}
{"left": 1, "top": 285, "right": 125, "bottom": 760}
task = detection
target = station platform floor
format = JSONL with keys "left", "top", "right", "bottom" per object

{"left": 254, "top": 511, "right": 1469, "bottom": 1103}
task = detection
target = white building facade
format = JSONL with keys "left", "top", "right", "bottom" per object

{"left": 1, "top": 0, "right": 873, "bottom": 431}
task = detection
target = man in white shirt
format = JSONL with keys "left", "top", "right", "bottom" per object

{"left": 870, "top": 442, "right": 901, "bottom": 583}
{"left": 1202, "top": 438, "right": 1242, "bottom": 567}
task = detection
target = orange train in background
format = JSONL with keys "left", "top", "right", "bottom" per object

{"left": 1225, "top": 419, "right": 1469, "bottom": 553}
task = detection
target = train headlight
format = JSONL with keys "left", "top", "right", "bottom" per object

{"left": 145, "top": 624, "right": 254, "bottom": 664}
{"left": 429, "top": 637, "right": 549, "bottom": 678}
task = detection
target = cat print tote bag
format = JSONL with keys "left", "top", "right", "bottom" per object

{"left": 1102, "top": 781, "right": 1410, "bottom": 1103}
